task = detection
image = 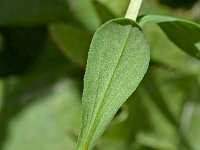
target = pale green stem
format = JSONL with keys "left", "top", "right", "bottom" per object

{"left": 125, "top": 0, "right": 143, "bottom": 21}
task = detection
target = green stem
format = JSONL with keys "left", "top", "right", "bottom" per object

{"left": 125, "top": 0, "right": 143, "bottom": 21}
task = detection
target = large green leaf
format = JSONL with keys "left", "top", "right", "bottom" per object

{"left": 0, "top": 0, "right": 72, "bottom": 27}
{"left": 138, "top": 15, "right": 200, "bottom": 59}
{"left": 77, "top": 18, "right": 150, "bottom": 149}
{"left": 49, "top": 23, "right": 92, "bottom": 68}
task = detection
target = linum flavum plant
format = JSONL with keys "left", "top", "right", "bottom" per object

{"left": 76, "top": 0, "right": 200, "bottom": 149}
{"left": 1, "top": 0, "right": 200, "bottom": 150}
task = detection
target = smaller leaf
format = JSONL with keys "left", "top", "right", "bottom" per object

{"left": 143, "top": 25, "right": 200, "bottom": 74}
{"left": 138, "top": 15, "right": 177, "bottom": 27}
{"left": 70, "top": 0, "right": 100, "bottom": 31}
{"left": 96, "top": 0, "right": 130, "bottom": 17}
{"left": 94, "top": 1, "right": 116, "bottom": 24}
{"left": 49, "top": 23, "right": 92, "bottom": 68}
{"left": 77, "top": 18, "right": 150, "bottom": 149}
{"left": 138, "top": 15, "right": 200, "bottom": 59}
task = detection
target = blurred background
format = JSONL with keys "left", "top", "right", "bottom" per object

{"left": 0, "top": 0, "right": 200, "bottom": 149}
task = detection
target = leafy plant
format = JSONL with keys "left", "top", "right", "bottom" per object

{"left": 0, "top": 0, "right": 200, "bottom": 150}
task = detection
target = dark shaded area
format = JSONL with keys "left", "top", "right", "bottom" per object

{"left": 159, "top": 0, "right": 198, "bottom": 9}
{"left": 0, "top": 0, "right": 74, "bottom": 27}
{"left": 0, "top": 27, "right": 46, "bottom": 76}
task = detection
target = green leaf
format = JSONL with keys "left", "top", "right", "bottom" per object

{"left": 138, "top": 15, "right": 200, "bottom": 59}
{"left": 143, "top": 71, "right": 179, "bottom": 128}
{"left": 99, "top": 91, "right": 152, "bottom": 150}
{"left": 0, "top": 0, "right": 72, "bottom": 27}
{"left": 159, "top": 21, "right": 200, "bottom": 60}
{"left": 138, "top": 15, "right": 177, "bottom": 27}
{"left": 99, "top": 74, "right": 180, "bottom": 150}
{"left": 71, "top": 0, "right": 100, "bottom": 31}
{"left": 131, "top": 132, "right": 177, "bottom": 150}
{"left": 186, "top": 100, "right": 200, "bottom": 150}
{"left": 77, "top": 18, "right": 150, "bottom": 149}
{"left": 49, "top": 23, "right": 92, "bottom": 68}
{"left": 177, "top": 77, "right": 200, "bottom": 150}
{"left": 2, "top": 80, "right": 81, "bottom": 150}
{"left": 142, "top": 25, "right": 200, "bottom": 75}
{"left": 96, "top": 0, "right": 130, "bottom": 17}
{"left": 94, "top": 1, "right": 116, "bottom": 24}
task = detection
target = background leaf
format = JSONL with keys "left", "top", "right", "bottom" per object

{"left": 0, "top": 38, "right": 84, "bottom": 149}
{"left": 2, "top": 79, "right": 81, "bottom": 150}
{"left": 94, "top": 1, "right": 116, "bottom": 24}
{"left": 49, "top": 23, "right": 92, "bottom": 68}
{"left": 70, "top": 0, "right": 100, "bottom": 32}
{"left": 0, "top": 0, "right": 73, "bottom": 27}
{"left": 96, "top": 0, "right": 130, "bottom": 17}
{"left": 138, "top": 15, "right": 200, "bottom": 59}
{"left": 143, "top": 24, "right": 200, "bottom": 75}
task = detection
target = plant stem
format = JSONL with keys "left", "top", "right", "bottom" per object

{"left": 125, "top": 0, "right": 143, "bottom": 21}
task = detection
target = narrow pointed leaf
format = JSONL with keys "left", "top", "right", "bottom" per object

{"left": 138, "top": 15, "right": 200, "bottom": 59}
{"left": 77, "top": 18, "right": 150, "bottom": 149}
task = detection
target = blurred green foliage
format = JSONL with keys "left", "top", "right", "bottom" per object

{"left": 0, "top": 0, "right": 200, "bottom": 150}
